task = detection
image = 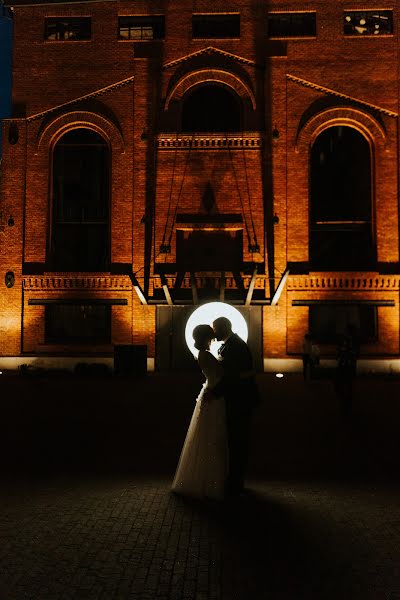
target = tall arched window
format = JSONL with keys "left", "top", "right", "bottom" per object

{"left": 181, "top": 84, "right": 241, "bottom": 132}
{"left": 51, "top": 128, "right": 109, "bottom": 271}
{"left": 310, "top": 126, "right": 374, "bottom": 269}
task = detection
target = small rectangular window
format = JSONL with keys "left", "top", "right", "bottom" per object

{"left": 309, "top": 305, "right": 377, "bottom": 345}
{"left": 45, "top": 17, "right": 91, "bottom": 41}
{"left": 45, "top": 304, "right": 111, "bottom": 344}
{"left": 343, "top": 10, "right": 393, "bottom": 36}
{"left": 118, "top": 16, "right": 165, "bottom": 40}
{"left": 192, "top": 14, "right": 240, "bottom": 39}
{"left": 267, "top": 12, "right": 316, "bottom": 38}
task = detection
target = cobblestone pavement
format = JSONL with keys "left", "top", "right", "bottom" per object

{"left": 1, "top": 372, "right": 400, "bottom": 598}
{"left": 0, "top": 477, "right": 400, "bottom": 599}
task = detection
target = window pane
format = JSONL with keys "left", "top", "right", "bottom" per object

{"left": 344, "top": 11, "right": 393, "bottom": 36}
{"left": 267, "top": 13, "right": 316, "bottom": 37}
{"left": 52, "top": 129, "right": 109, "bottom": 271}
{"left": 45, "top": 304, "right": 111, "bottom": 343}
{"left": 118, "top": 16, "right": 165, "bottom": 40}
{"left": 182, "top": 85, "right": 241, "bottom": 132}
{"left": 311, "top": 127, "right": 371, "bottom": 222}
{"left": 45, "top": 18, "right": 91, "bottom": 41}
{"left": 53, "top": 224, "right": 109, "bottom": 271}
{"left": 310, "top": 126, "right": 374, "bottom": 269}
{"left": 192, "top": 14, "right": 240, "bottom": 39}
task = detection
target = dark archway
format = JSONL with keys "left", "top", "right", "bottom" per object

{"left": 51, "top": 128, "right": 110, "bottom": 271}
{"left": 310, "top": 126, "right": 374, "bottom": 269}
{"left": 181, "top": 84, "right": 241, "bottom": 132}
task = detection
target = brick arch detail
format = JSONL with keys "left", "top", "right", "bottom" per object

{"left": 36, "top": 111, "right": 125, "bottom": 154}
{"left": 296, "top": 107, "right": 386, "bottom": 151}
{"left": 164, "top": 69, "right": 256, "bottom": 111}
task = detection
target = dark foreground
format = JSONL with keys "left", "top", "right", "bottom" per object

{"left": 0, "top": 371, "right": 399, "bottom": 599}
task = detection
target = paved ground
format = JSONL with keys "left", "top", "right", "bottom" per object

{"left": 0, "top": 371, "right": 400, "bottom": 599}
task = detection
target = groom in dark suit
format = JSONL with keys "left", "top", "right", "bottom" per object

{"left": 211, "top": 317, "right": 260, "bottom": 497}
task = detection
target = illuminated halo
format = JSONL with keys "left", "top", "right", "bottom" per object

{"left": 185, "top": 302, "right": 248, "bottom": 358}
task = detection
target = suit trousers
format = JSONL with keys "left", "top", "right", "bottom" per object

{"left": 225, "top": 398, "right": 253, "bottom": 493}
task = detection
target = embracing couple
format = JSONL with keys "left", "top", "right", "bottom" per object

{"left": 172, "top": 316, "right": 260, "bottom": 501}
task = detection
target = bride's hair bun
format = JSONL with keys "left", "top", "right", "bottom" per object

{"left": 193, "top": 324, "right": 214, "bottom": 350}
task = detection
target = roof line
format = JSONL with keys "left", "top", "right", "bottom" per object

{"left": 26, "top": 75, "right": 134, "bottom": 122}
{"left": 287, "top": 74, "right": 398, "bottom": 118}
{"left": 163, "top": 46, "right": 258, "bottom": 70}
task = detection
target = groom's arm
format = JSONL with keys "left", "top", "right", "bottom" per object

{"left": 212, "top": 342, "right": 249, "bottom": 396}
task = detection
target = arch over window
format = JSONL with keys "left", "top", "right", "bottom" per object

{"left": 181, "top": 84, "right": 241, "bottom": 132}
{"left": 51, "top": 128, "right": 110, "bottom": 271}
{"left": 310, "top": 125, "right": 374, "bottom": 269}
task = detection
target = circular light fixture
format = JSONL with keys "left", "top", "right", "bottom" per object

{"left": 185, "top": 302, "right": 248, "bottom": 359}
{"left": 275, "top": 373, "right": 284, "bottom": 378}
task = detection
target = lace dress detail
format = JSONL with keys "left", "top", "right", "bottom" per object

{"left": 171, "top": 350, "right": 228, "bottom": 500}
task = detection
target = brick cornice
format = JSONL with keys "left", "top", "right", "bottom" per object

{"left": 287, "top": 275, "right": 400, "bottom": 291}
{"left": 23, "top": 276, "right": 132, "bottom": 290}
{"left": 156, "top": 132, "right": 263, "bottom": 150}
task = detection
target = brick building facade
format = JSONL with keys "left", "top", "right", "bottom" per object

{"left": 0, "top": 0, "right": 399, "bottom": 371}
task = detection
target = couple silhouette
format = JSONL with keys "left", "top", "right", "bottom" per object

{"left": 172, "top": 316, "right": 259, "bottom": 500}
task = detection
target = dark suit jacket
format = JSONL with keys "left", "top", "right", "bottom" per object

{"left": 213, "top": 334, "right": 260, "bottom": 409}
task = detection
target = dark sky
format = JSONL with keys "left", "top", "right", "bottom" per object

{"left": 0, "top": 3, "right": 12, "bottom": 156}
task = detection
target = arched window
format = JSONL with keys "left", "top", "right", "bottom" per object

{"left": 181, "top": 84, "right": 241, "bottom": 132}
{"left": 51, "top": 128, "right": 109, "bottom": 271}
{"left": 310, "top": 126, "right": 374, "bottom": 269}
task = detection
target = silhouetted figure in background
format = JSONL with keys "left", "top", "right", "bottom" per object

{"left": 302, "top": 334, "right": 320, "bottom": 380}
{"left": 335, "top": 333, "right": 358, "bottom": 416}
{"left": 302, "top": 333, "right": 313, "bottom": 380}
{"left": 310, "top": 340, "right": 320, "bottom": 378}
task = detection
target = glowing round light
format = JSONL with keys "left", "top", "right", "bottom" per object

{"left": 345, "top": 15, "right": 352, "bottom": 22}
{"left": 185, "top": 302, "right": 248, "bottom": 358}
{"left": 275, "top": 373, "right": 284, "bottom": 379}
{"left": 360, "top": 18, "right": 366, "bottom": 25}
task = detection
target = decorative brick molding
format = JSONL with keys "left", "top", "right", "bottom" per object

{"left": 156, "top": 133, "right": 263, "bottom": 150}
{"left": 287, "top": 275, "right": 400, "bottom": 290}
{"left": 27, "top": 76, "right": 135, "bottom": 123}
{"left": 163, "top": 46, "right": 257, "bottom": 70}
{"left": 23, "top": 276, "right": 132, "bottom": 290}
{"left": 164, "top": 69, "right": 256, "bottom": 110}
{"left": 287, "top": 74, "right": 397, "bottom": 119}
{"left": 295, "top": 106, "right": 386, "bottom": 150}
{"left": 36, "top": 110, "right": 125, "bottom": 153}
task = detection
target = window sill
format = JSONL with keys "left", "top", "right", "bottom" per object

{"left": 118, "top": 38, "right": 164, "bottom": 42}
{"left": 268, "top": 35, "right": 316, "bottom": 40}
{"left": 342, "top": 34, "right": 393, "bottom": 39}
{"left": 43, "top": 39, "right": 92, "bottom": 43}
{"left": 192, "top": 37, "right": 240, "bottom": 41}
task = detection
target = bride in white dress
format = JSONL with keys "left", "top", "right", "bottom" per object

{"left": 171, "top": 324, "right": 228, "bottom": 500}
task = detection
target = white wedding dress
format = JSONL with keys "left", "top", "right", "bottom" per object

{"left": 171, "top": 350, "right": 228, "bottom": 500}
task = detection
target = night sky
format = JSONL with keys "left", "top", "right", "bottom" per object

{"left": 0, "top": 4, "right": 13, "bottom": 156}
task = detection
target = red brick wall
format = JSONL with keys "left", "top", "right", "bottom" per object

{"left": 1, "top": 0, "right": 399, "bottom": 363}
